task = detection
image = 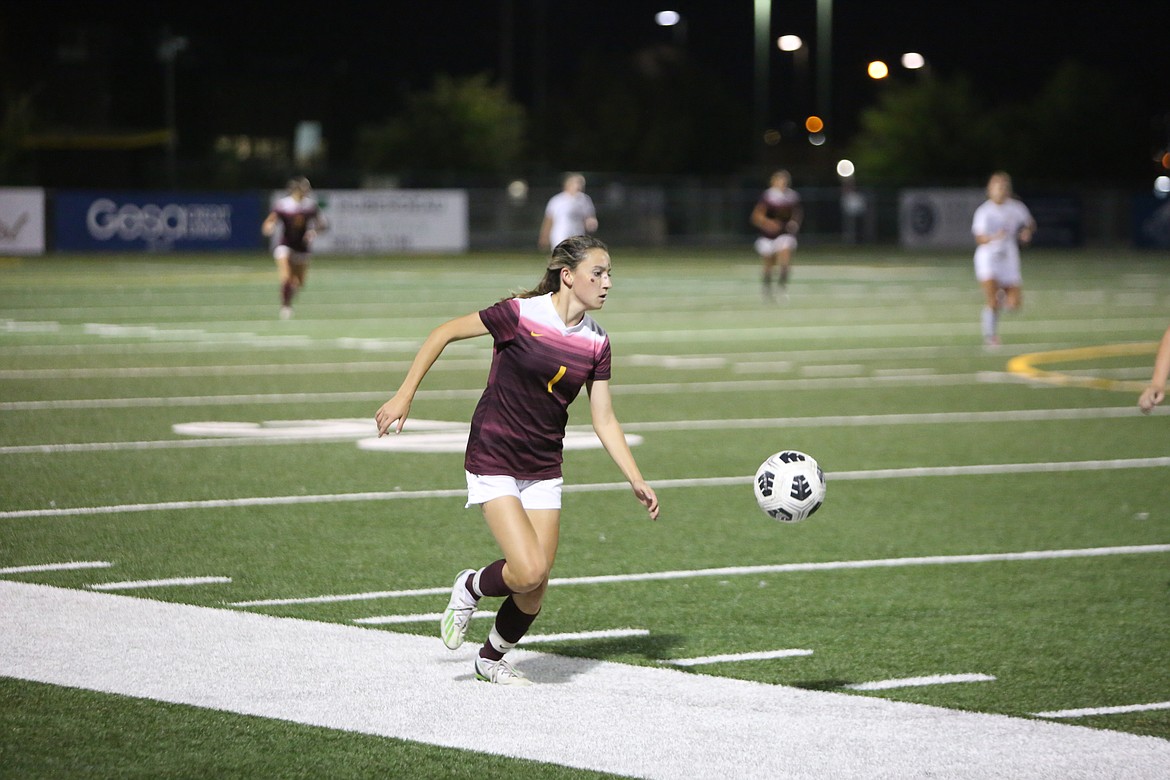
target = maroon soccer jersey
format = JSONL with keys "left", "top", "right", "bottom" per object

{"left": 465, "top": 293, "right": 612, "bottom": 480}
{"left": 756, "top": 187, "right": 801, "bottom": 239}
{"left": 272, "top": 195, "right": 321, "bottom": 253}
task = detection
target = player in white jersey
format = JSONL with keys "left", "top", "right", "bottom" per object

{"left": 538, "top": 172, "right": 598, "bottom": 252}
{"left": 971, "top": 171, "right": 1035, "bottom": 346}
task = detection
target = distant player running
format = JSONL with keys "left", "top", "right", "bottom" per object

{"left": 750, "top": 170, "right": 803, "bottom": 301}
{"left": 375, "top": 235, "right": 659, "bottom": 686}
{"left": 538, "top": 172, "right": 598, "bottom": 253}
{"left": 262, "top": 176, "right": 327, "bottom": 319}
{"left": 972, "top": 171, "right": 1035, "bottom": 346}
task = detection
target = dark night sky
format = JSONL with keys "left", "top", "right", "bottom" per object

{"left": 3, "top": 1, "right": 1169, "bottom": 168}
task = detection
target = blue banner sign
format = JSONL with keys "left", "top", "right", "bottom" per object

{"left": 55, "top": 192, "right": 264, "bottom": 251}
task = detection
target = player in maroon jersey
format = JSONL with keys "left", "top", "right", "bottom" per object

{"left": 375, "top": 235, "right": 659, "bottom": 685}
{"left": 750, "top": 170, "right": 803, "bottom": 301}
{"left": 261, "top": 176, "right": 327, "bottom": 319}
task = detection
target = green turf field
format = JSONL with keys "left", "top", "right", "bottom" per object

{"left": 1, "top": 246, "right": 1168, "bottom": 776}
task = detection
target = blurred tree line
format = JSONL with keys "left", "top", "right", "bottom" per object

{"left": 0, "top": 41, "right": 1153, "bottom": 189}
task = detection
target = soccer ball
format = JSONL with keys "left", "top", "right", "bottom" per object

{"left": 753, "top": 450, "right": 826, "bottom": 523}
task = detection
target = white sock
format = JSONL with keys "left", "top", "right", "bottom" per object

{"left": 981, "top": 306, "right": 998, "bottom": 340}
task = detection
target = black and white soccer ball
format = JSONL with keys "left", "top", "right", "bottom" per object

{"left": 753, "top": 450, "right": 826, "bottom": 523}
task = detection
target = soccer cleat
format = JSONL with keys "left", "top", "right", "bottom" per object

{"left": 440, "top": 568, "right": 478, "bottom": 650}
{"left": 475, "top": 656, "right": 532, "bottom": 686}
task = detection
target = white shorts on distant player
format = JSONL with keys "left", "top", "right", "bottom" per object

{"left": 973, "top": 244, "right": 1022, "bottom": 286}
{"left": 755, "top": 234, "right": 798, "bottom": 256}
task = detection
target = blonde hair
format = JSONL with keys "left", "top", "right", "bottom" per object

{"left": 514, "top": 235, "right": 609, "bottom": 299}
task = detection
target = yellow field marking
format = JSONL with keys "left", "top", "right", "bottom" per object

{"left": 1006, "top": 343, "right": 1157, "bottom": 392}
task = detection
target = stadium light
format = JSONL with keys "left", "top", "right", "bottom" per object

{"left": 777, "top": 34, "right": 803, "bottom": 52}
{"left": 901, "top": 52, "right": 926, "bottom": 70}
{"left": 867, "top": 60, "right": 889, "bottom": 79}
{"left": 654, "top": 10, "right": 681, "bottom": 26}
{"left": 837, "top": 159, "right": 856, "bottom": 178}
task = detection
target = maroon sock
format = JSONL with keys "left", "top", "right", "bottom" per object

{"left": 281, "top": 281, "right": 294, "bottom": 306}
{"left": 468, "top": 559, "right": 510, "bottom": 598}
{"left": 479, "top": 596, "right": 539, "bottom": 661}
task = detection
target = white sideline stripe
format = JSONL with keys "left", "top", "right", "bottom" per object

{"left": 5, "top": 582, "right": 1169, "bottom": 779}
{"left": 86, "top": 577, "right": 232, "bottom": 591}
{"left": 0, "top": 560, "right": 112, "bottom": 575}
{"left": 845, "top": 674, "right": 997, "bottom": 691}
{"left": 520, "top": 628, "right": 650, "bottom": 645}
{"left": 6, "top": 456, "right": 1170, "bottom": 521}
{"left": 665, "top": 649, "right": 814, "bottom": 666}
{"left": 2, "top": 405, "right": 1152, "bottom": 456}
{"left": 1034, "top": 701, "right": 1170, "bottom": 719}
{"left": 354, "top": 611, "right": 495, "bottom": 625}
{"left": 0, "top": 373, "right": 1020, "bottom": 411}
{"left": 230, "top": 544, "right": 1170, "bottom": 607}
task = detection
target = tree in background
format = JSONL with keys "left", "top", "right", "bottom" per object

{"left": 847, "top": 64, "right": 1140, "bottom": 186}
{"left": 355, "top": 74, "right": 526, "bottom": 181}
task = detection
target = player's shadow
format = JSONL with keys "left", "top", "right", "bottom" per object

{"left": 503, "top": 633, "right": 688, "bottom": 685}
{"left": 789, "top": 679, "right": 854, "bottom": 691}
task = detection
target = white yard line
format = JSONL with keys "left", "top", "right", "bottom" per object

{"left": 4, "top": 457, "right": 1169, "bottom": 521}
{"left": 230, "top": 544, "right": 1170, "bottom": 607}
{"left": 845, "top": 674, "right": 997, "bottom": 691}
{"left": 0, "top": 561, "right": 112, "bottom": 575}
{"left": 1035, "top": 702, "right": 1170, "bottom": 719}
{"left": 664, "top": 649, "right": 814, "bottom": 666}
{"left": 1, "top": 405, "right": 1153, "bottom": 455}
{"left": 3, "top": 581, "right": 1167, "bottom": 779}
{"left": 86, "top": 577, "right": 231, "bottom": 591}
{"left": 518, "top": 628, "right": 650, "bottom": 645}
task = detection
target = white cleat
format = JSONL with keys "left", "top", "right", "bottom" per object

{"left": 475, "top": 656, "right": 532, "bottom": 686}
{"left": 440, "top": 568, "right": 477, "bottom": 650}
{"left": 279, "top": 306, "right": 293, "bottom": 320}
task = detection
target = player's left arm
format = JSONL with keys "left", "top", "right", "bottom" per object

{"left": 1018, "top": 206, "right": 1036, "bottom": 245}
{"left": 587, "top": 378, "right": 659, "bottom": 519}
{"left": 788, "top": 200, "right": 804, "bottom": 235}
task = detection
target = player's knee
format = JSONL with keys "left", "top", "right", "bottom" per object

{"left": 507, "top": 558, "right": 549, "bottom": 593}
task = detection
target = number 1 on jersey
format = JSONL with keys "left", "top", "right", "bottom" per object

{"left": 547, "top": 365, "right": 567, "bottom": 393}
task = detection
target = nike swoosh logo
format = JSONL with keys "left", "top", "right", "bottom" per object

{"left": 530, "top": 331, "right": 545, "bottom": 337}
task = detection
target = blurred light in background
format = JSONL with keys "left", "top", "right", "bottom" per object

{"left": 805, "top": 115, "right": 824, "bottom": 133}
{"left": 901, "top": 52, "right": 926, "bottom": 70}
{"left": 867, "top": 60, "right": 889, "bottom": 79}
{"left": 1155, "top": 176, "right": 1170, "bottom": 195}
{"left": 763, "top": 129, "right": 782, "bottom": 146}
{"left": 506, "top": 179, "right": 528, "bottom": 202}
{"left": 836, "top": 159, "right": 856, "bottom": 178}
{"left": 1161, "top": 152, "right": 1170, "bottom": 170}
{"left": 654, "top": 11, "right": 681, "bottom": 26}
{"left": 808, "top": 133, "right": 826, "bottom": 146}
{"left": 777, "top": 34, "right": 803, "bottom": 52}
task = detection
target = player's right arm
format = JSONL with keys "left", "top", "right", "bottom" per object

{"left": 538, "top": 215, "right": 553, "bottom": 250}
{"left": 1139, "top": 324, "right": 1170, "bottom": 413}
{"left": 376, "top": 313, "right": 489, "bottom": 435}
{"left": 261, "top": 211, "right": 278, "bottom": 237}
{"left": 750, "top": 202, "right": 780, "bottom": 235}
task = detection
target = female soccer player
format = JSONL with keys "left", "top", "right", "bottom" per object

{"left": 971, "top": 171, "right": 1035, "bottom": 346}
{"left": 374, "top": 235, "right": 659, "bottom": 686}
{"left": 750, "top": 170, "right": 803, "bottom": 302}
{"left": 538, "top": 172, "right": 598, "bottom": 253}
{"left": 1138, "top": 323, "right": 1170, "bottom": 413}
{"left": 261, "top": 176, "right": 327, "bottom": 319}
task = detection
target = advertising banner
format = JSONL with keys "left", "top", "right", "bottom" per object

{"left": 274, "top": 189, "right": 468, "bottom": 254}
{"left": 0, "top": 188, "right": 46, "bottom": 255}
{"left": 55, "top": 192, "right": 264, "bottom": 251}
{"left": 1134, "top": 194, "right": 1170, "bottom": 249}
{"left": 899, "top": 189, "right": 985, "bottom": 248}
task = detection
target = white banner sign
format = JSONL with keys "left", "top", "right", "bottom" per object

{"left": 899, "top": 189, "right": 984, "bottom": 248}
{"left": 0, "top": 188, "right": 46, "bottom": 255}
{"left": 272, "top": 189, "right": 468, "bottom": 254}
